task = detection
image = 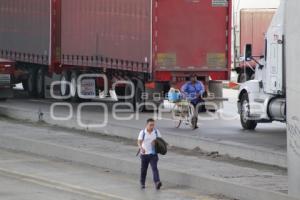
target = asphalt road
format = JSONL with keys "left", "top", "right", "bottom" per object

{"left": 0, "top": 148, "right": 231, "bottom": 200}
{"left": 0, "top": 118, "right": 290, "bottom": 200}
{"left": 1, "top": 89, "right": 287, "bottom": 154}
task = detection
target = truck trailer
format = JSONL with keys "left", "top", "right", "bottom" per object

{"left": 235, "top": 8, "right": 276, "bottom": 83}
{"left": 0, "top": 0, "right": 232, "bottom": 109}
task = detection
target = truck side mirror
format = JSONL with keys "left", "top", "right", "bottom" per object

{"left": 244, "top": 44, "right": 252, "bottom": 61}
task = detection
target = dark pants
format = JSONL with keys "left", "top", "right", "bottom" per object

{"left": 140, "top": 154, "right": 160, "bottom": 185}
{"left": 191, "top": 97, "right": 206, "bottom": 113}
{"left": 191, "top": 97, "right": 206, "bottom": 114}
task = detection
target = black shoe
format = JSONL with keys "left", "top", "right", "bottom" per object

{"left": 156, "top": 182, "right": 162, "bottom": 190}
{"left": 141, "top": 185, "right": 145, "bottom": 189}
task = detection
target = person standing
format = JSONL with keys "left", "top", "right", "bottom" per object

{"left": 137, "top": 118, "right": 162, "bottom": 190}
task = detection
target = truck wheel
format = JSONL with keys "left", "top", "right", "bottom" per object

{"left": 27, "top": 68, "right": 38, "bottom": 97}
{"left": 125, "top": 79, "right": 145, "bottom": 112}
{"left": 125, "top": 83, "right": 135, "bottom": 111}
{"left": 135, "top": 81, "right": 145, "bottom": 112}
{"left": 115, "top": 86, "right": 126, "bottom": 102}
{"left": 70, "top": 70, "right": 80, "bottom": 102}
{"left": 22, "top": 80, "right": 28, "bottom": 91}
{"left": 240, "top": 93, "right": 257, "bottom": 130}
{"left": 60, "top": 70, "right": 71, "bottom": 98}
{"left": 36, "top": 68, "right": 45, "bottom": 98}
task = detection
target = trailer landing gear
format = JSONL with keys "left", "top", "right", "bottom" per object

{"left": 70, "top": 70, "right": 80, "bottom": 102}
{"left": 60, "top": 70, "right": 71, "bottom": 98}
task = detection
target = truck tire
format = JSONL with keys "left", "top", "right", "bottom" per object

{"left": 22, "top": 80, "right": 28, "bottom": 91}
{"left": 27, "top": 68, "right": 38, "bottom": 97}
{"left": 125, "top": 79, "right": 145, "bottom": 112}
{"left": 135, "top": 81, "right": 145, "bottom": 112}
{"left": 240, "top": 93, "right": 257, "bottom": 130}
{"left": 115, "top": 86, "right": 126, "bottom": 102}
{"left": 60, "top": 70, "right": 71, "bottom": 98}
{"left": 125, "top": 83, "right": 135, "bottom": 111}
{"left": 70, "top": 70, "right": 80, "bottom": 102}
{"left": 36, "top": 68, "right": 45, "bottom": 98}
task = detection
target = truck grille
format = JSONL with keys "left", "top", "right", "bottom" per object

{"left": 0, "top": 74, "right": 11, "bottom": 85}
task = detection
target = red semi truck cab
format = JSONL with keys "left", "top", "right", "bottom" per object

{"left": 0, "top": 59, "right": 14, "bottom": 100}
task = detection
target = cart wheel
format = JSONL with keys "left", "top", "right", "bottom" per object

{"left": 171, "top": 106, "right": 182, "bottom": 128}
{"left": 191, "top": 116, "right": 198, "bottom": 129}
{"left": 188, "top": 104, "right": 197, "bottom": 129}
{"left": 174, "top": 119, "right": 182, "bottom": 128}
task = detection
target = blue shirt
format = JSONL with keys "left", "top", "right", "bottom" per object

{"left": 181, "top": 81, "right": 205, "bottom": 101}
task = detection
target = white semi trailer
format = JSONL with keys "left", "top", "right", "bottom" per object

{"left": 237, "top": 0, "right": 286, "bottom": 130}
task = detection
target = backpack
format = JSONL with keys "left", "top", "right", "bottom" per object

{"left": 142, "top": 129, "right": 168, "bottom": 155}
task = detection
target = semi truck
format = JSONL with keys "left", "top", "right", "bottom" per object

{"left": 0, "top": 59, "right": 14, "bottom": 101}
{"left": 237, "top": 1, "right": 285, "bottom": 130}
{"left": 0, "top": 0, "right": 231, "bottom": 110}
{"left": 234, "top": 8, "right": 276, "bottom": 83}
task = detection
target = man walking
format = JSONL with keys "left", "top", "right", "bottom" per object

{"left": 137, "top": 118, "right": 162, "bottom": 190}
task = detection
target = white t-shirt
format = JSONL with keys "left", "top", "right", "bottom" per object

{"left": 138, "top": 129, "right": 162, "bottom": 155}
